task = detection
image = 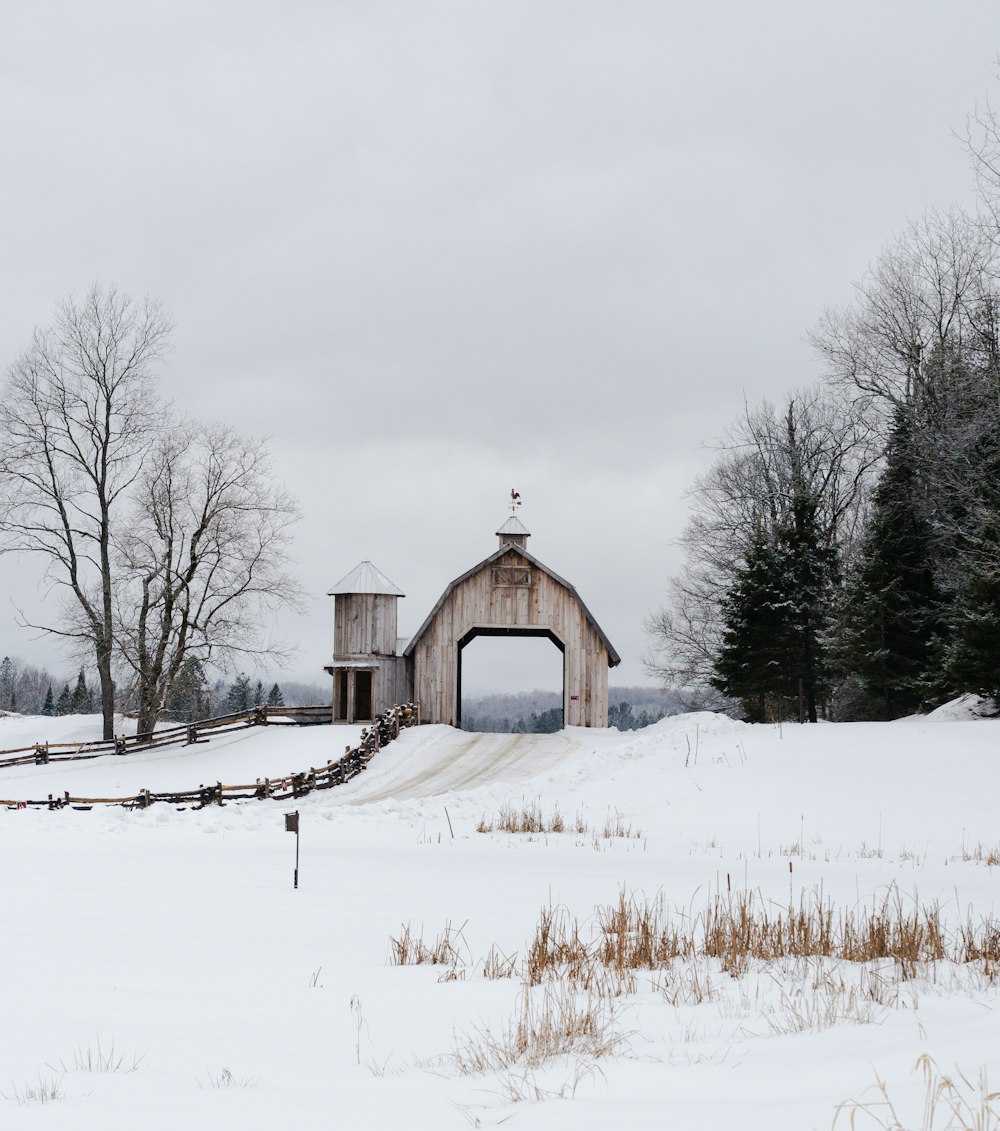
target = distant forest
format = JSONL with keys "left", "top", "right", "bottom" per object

{"left": 462, "top": 686, "right": 684, "bottom": 733}
{"left": 0, "top": 654, "right": 326, "bottom": 720}
{"left": 1, "top": 660, "right": 679, "bottom": 734}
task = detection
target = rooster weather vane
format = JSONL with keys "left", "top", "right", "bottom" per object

{"left": 509, "top": 488, "right": 522, "bottom": 515}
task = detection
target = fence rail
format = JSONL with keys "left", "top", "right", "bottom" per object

{"left": 0, "top": 704, "right": 334, "bottom": 771}
{"left": 1, "top": 703, "right": 420, "bottom": 811}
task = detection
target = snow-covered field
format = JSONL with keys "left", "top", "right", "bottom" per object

{"left": 1, "top": 707, "right": 998, "bottom": 1129}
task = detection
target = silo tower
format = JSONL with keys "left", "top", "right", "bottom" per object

{"left": 324, "top": 561, "right": 409, "bottom": 723}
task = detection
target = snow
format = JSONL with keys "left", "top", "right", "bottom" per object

{"left": 1, "top": 708, "right": 999, "bottom": 1128}
{"left": 924, "top": 692, "right": 997, "bottom": 721}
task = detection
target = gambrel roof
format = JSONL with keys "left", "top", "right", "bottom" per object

{"left": 403, "top": 542, "right": 620, "bottom": 666}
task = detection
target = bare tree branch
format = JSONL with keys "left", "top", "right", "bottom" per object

{"left": 0, "top": 284, "right": 171, "bottom": 738}
{"left": 114, "top": 421, "right": 304, "bottom": 733}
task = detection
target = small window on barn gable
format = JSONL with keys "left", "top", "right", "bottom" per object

{"left": 492, "top": 566, "right": 532, "bottom": 587}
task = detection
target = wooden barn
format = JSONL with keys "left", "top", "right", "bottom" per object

{"left": 325, "top": 514, "right": 619, "bottom": 728}
{"left": 323, "top": 560, "right": 411, "bottom": 723}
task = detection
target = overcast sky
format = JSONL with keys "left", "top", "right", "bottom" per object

{"left": 1, "top": 2, "right": 997, "bottom": 696}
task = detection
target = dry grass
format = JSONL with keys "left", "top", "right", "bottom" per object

{"left": 48, "top": 1038, "right": 144, "bottom": 1075}
{"left": 833, "top": 1054, "right": 1000, "bottom": 1129}
{"left": 449, "top": 983, "right": 627, "bottom": 1079}
{"left": 512, "top": 887, "right": 999, "bottom": 987}
{"left": 762, "top": 969, "right": 890, "bottom": 1034}
{"left": 960, "top": 843, "right": 1000, "bottom": 867}
{"left": 389, "top": 920, "right": 467, "bottom": 968}
{"left": 482, "top": 944, "right": 519, "bottom": 980}
{"left": 2, "top": 1074, "right": 63, "bottom": 1106}
{"left": 198, "top": 1067, "right": 259, "bottom": 1090}
{"left": 476, "top": 800, "right": 565, "bottom": 834}
{"left": 394, "top": 887, "right": 1000, "bottom": 995}
{"left": 396, "top": 888, "right": 1000, "bottom": 1101}
{"left": 476, "top": 801, "right": 638, "bottom": 840}
{"left": 601, "top": 810, "right": 641, "bottom": 840}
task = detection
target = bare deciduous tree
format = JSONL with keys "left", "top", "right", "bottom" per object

{"left": 0, "top": 286, "right": 171, "bottom": 738}
{"left": 645, "top": 389, "right": 878, "bottom": 707}
{"left": 966, "top": 88, "right": 1000, "bottom": 241}
{"left": 809, "top": 209, "right": 997, "bottom": 420}
{"left": 115, "top": 422, "right": 303, "bottom": 734}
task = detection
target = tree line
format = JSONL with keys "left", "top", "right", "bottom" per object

{"left": 462, "top": 687, "right": 682, "bottom": 733}
{"left": 0, "top": 652, "right": 323, "bottom": 723}
{"left": 0, "top": 287, "right": 302, "bottom": 739}
{"left": 647, "top": 91, "right": 1000, "bottom": 722}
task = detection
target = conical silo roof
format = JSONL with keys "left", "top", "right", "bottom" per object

{"left": 327, "top": 560, "right": 405, "bottom": 596}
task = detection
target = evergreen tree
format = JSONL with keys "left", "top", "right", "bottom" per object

{"left": 832, "top": 412, "right": 948, "bottom": 717}
{"left": 0, "top": 656, "right": 15, "bottom": 711}
{"left": 942, "top": 517, "right": 1000, "bottom": 699}
{"left": 70, "top": 669, "right": 92, "bottom": 714}
{"left": 528, "top": 707, "right": 563, "bottom": 733}
{"left": 165, "top": 658, "right": 211, "bottom": 721}
{"left": 227, "top": 672, "right": 252, "bottom": 713}
{"left": 266, "top": 682, "right": 284, "bottom": 707}
{"left": 781, "top": 491, "right": 838, "bottom": 723}
{"left": 712, "top": 492, "right": 836, "bottom": 723}
{"left": 711, "top": 526, "right": 793, "bottom": 721}
{"left": 55, "top": 683, "right": 73, "bottom": 715}
{"left": 252, "top": 680, "right": 265, "bottom": 707}
{"left": 608, "top": 701, "right": 635, "bottom": 730}
{"left": 42, "top": 685, "right": 55, "bottom": 716}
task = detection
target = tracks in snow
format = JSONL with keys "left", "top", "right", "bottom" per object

{"left": 334, "top": 729, "right": 583, "bottom": 804}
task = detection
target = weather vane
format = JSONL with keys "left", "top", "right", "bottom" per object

{"left": 509, "top": 488, "right": 521, "bottom": 515}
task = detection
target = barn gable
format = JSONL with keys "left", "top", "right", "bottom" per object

{"left": 404, "top": 542, "right": 620, "bottom": 666}
{"left": 404, "top": 538, "right": 619, "bottom": 728}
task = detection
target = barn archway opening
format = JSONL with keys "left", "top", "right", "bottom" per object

{"left": 457, "top": 628, "right": 565, "bottom": 732}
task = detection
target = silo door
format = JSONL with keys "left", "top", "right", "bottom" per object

{"left": 335, "top": 670, "right": 349, "bottom": 721}
{"left": 355, "top": 670, "right": 373, "bottom": 720}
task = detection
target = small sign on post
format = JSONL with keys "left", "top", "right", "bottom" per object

{"left": 285, "top": 810, "right": 300, "bottom": 888}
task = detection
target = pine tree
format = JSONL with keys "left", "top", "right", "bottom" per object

{"left": 609, "top": 701, "right": 635, "bottom": 730}
{"left": 42, "top": 686, "right": 55, "bottom": 716}
{"left": 71, "top": 669, "right": 92, "bottom": 714}
{"left": 712, "top": 492, "right": 836, "bottom": 723}
{"left": 252, "top": 680, "right": 265, "bottom": 707}
{"left": 942, "top": 517, "right": 1000, "bottom": 699}
{"left": 0, "top": 656, "right": 15, "bottom": 711}
{"left": 164, "top": 658, "right": 210, "bottom": 721}
{"left": 780, "top": 492, "right": 838, "bottom": 723}
{"left": 55, "top": 683, "right": 73, "bottom": 715}
{"left": 227, "top": 672, "right": 252, "bottom": 714}
{"left": 711, "top": 526, "right": 793, "bottom": 721}
{"left": 266, "top": 682, "right": 284, "bottom": 707}
{"left": 832, "top": 412, "right": 947, "bottom": 718}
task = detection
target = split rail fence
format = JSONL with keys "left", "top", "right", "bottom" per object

{"left": 1, "top": 702, "right": 420, "bottom": 812}
{"left": 0, "top": 704, "right": 334, "bottom": 770}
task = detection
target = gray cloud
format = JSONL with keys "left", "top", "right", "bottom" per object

{"left": 0, "top": 1, "right": 995, "bottom": 690}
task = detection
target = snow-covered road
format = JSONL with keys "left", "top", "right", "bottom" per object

{"left": 332, "top": 726, "right": 590, "bottom": 804}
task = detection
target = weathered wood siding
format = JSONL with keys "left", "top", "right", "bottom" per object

{"left": 330, "top": 593, "right": 410, "bottom": 718}
{"left": 333, "top": 593, "right": 398, "bottom": 657}
{"left": 375, "top": 655, "right": 412, "bottom": 715}
{"left": 412, "top": 547, "right": 611, "bottom": 727}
